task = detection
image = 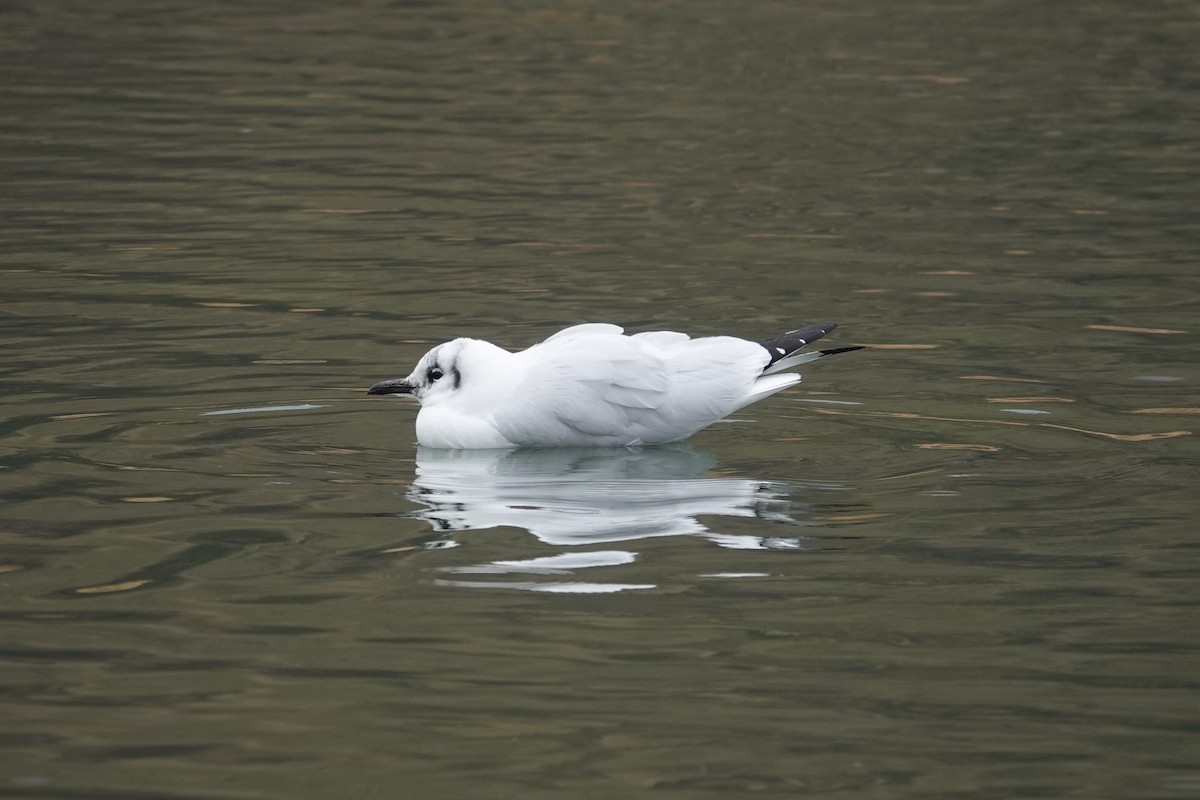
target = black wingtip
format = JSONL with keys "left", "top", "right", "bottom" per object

{"left": 817, "top": 346, "right": 865, "bottom": 358}
{"left": 759, "top": 322, "right": 841, "bottom": 365}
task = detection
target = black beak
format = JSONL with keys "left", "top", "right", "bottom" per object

{"left": 367, "top": 378, "right": 415, "bottom": 396}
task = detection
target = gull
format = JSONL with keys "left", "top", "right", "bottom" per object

{"left": 367, "top": 321, "right": 862, "bottom": 448}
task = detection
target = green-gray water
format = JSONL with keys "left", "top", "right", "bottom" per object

{"left": 3, "top": 2, "right": 1198, "bottom": 798}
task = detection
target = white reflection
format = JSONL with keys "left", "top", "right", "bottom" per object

{"left": 431, "top": 579, "right": 655, "bottom": 594}
{"left": 408, "top": 445, "right": 808, "bottom": 549}
{"left": 439, "top": 550, "right": 637, "bottom": 574}
{"left": 406, "top": 445, "right": 822, "bottom": 593}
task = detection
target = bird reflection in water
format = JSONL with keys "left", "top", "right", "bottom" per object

{"left": 403, "top": 445, "right": 838, "bottom": 593}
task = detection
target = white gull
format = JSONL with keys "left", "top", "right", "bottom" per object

{"left": 367, "top": 321, "right": 861, "bottom": 448}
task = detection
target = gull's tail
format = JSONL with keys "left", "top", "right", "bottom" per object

{"left": 759, "top": 322, "right": 863, "bottom": 375}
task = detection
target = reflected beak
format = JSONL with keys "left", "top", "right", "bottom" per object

{"left": 367, "top": 378, "right": 415, "bottom": 396}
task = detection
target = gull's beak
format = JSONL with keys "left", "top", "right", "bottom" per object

{"left": 367, "top": 378, "right": 415, "bottom": 396}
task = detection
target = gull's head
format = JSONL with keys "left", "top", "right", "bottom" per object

{"left": 368, "top": 340, "right": 468, "bottom": 405}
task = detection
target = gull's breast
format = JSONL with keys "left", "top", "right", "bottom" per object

{"left": 415, "top": 406, "right": 515, "bottom": 449}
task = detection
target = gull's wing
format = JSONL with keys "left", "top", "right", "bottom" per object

{"left": 540, "top": 323, "right": 624, "bottom": 344}
{"left": 495, "top": 329, "right": 775, "bottom": 446}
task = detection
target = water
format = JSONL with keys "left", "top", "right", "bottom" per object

{"left": 3, "top": 1, "right": 1199, "bottom": 798}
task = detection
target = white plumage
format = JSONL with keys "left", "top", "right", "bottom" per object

{"left": 367, "top": 321, "right": 860, "bottom": 449}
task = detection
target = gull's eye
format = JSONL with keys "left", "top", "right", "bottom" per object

{"left": 428, "top": 367, "right": 444, "bottom": 382}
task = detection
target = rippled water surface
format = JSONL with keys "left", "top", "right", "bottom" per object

{"left": 3, "top": 1, "right": 1199, "bottom": 798}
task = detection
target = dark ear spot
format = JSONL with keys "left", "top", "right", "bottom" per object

{"left": 450, "top": 364, "right": 461, "bottom": 389}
